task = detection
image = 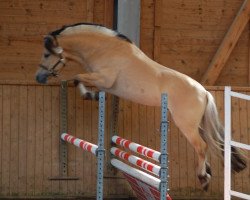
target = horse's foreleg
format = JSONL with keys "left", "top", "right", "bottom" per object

{"left": 73, "top": 72, "right": 116, "bottom": 100}
{"left": 74, "top": 80, "right": 99, "bottom": 100}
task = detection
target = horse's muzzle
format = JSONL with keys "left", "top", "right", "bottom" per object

{"left": 36, "top": 72, "right": 48, "bottom": 84}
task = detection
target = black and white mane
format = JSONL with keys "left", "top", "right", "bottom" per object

{"left": 49, "top": 22, "right": 132, "bottom": 43}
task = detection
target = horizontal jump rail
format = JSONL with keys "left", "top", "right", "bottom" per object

{"left": 112, "top": 135, "right": 161, "bottom": 162}
{"left": 111, "top": 147, "right": 160, "bottom": 176}
{"left": 111, "top": 158, "right": 160, "bottom": 189}
{"left": 61, "top": 133, "right": 98, "bottom": 155}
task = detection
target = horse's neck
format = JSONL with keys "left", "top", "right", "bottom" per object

{"left": 61, "top": 33, "right": 121, "bottom": 67}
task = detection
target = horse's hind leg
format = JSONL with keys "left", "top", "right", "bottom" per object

{"left": 183, "top": 127, "right": 211, "bottom": 191}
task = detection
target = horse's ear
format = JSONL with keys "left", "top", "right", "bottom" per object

{"left": 44, "top": 35, "right": 57, "bottom": 54}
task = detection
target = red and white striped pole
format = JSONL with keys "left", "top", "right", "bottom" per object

{"left": 111, "top": 147, "right": 160, "bottom": 176}
{"left": 61, "top": 133, "right": 98, "bottom": 155}
{"left": 112, "top": 135, "right": 161, "bottom": 162}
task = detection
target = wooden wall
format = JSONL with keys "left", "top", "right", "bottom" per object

{"left": 0, "top": 0, "right": 113, "bottom": 82}
{"left": 0, "top": 83, "right": 249, "bottom": 199}
{"left": 1, "top": 0, "right": 250, "bottom": 86}
{"left": 140, "top": 0, "right": 250, "bottom": 86}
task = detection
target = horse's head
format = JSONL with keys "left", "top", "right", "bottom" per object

{"left": 35, "top": 35, "right": 66, "bottom": 84}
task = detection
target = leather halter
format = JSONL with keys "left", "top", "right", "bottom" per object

{"left": 39, "top": 54, "right": 65, "bottom": 77}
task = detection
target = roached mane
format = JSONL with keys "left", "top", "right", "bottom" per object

{"left": 48, "top": 22, "right": 132, "bottom": 43}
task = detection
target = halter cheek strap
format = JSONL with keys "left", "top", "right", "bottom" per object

{"left": 39, "top": 55, "right": 66, "bottom": 77}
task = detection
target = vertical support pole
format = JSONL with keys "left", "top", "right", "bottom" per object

{"left": 60, "top": 81, "right": 68, "bottom": 177}
{"left": 160, "top": 93, "right": 168, "bottom": 200}
{"left": 96, "top": 91, "right": 105, "bottom": 200}
{"left": 224, "top": 86, "right": 232, "bottom": 200}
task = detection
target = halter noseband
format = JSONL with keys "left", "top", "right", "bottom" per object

{"left": 39, "top": 54, "right": 65, "bottom": 77}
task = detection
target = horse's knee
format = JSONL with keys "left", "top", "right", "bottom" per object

{"left": 75, "top": 81, "right": 99, "bottom": 101}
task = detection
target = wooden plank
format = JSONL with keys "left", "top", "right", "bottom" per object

{"left": 35, "top": 86, "right": 44, "bottom": 195}
{"left": 153, "top": 27, "right": 161, "bottom": 62}
{"left": 51, "top": 86, "right": 60, "bottom": 194}
{"left": 178, "top": 126, "right": 188, "bottom": 196}
{"left": 43, "top": 86, "right": 52, "bottom": 194}
{"left": 169, "top": 118, "right": 180, "bottom": 193}
{"left": 91, "top": 99, "right": 99, "bottom": 195}
{"left": 10, "top": 86, "right": 20, "bottom": 195}
{"left": 26, "top": 86, "right": 36, "bottom": 195}
{"left": 123, "top": 100, "right": 132, "bottom": 141}
{"left": 215, "top": 91, "right": 224, "bottom": 195}
{"left": 146, "top": 106, "right": 156, "bottom": 151}
{"left": 238, "top": 94, "right": 249, "bottom": 194}
{"left": 75, "top": 88, "right": 84, "bottom": 195}
{"left": 139, "top": 104, "right": 147, "bottom": 149}
{"left": 231, "top": 96, "right": 241, "bottom": 192}
{"left": 93, "top": 0, "right": 105, "bottom": 24}
{"left": 131, "top": 103, "right": 140, "bottom": 144}
{"left": 209, "top": 91, "right": 220, "bottom": 195}
{"left": 83, "top": 96, "right": 93, "bottom": 195}
{"left": 201, "top": 0, "right": 250, "bottom": 85}
{"left": 18, "top": 86, "right": 28, "bottom": 195}
{"left": 153, "top": 0, "right": 162, "bottom": 62}
{"left": 186, "top": 131, "right": 196, "bottom": 196}
{"left": 86, "top": 0, "right": 94, "bottom": 23}
{"left": 104, "top": 0, "right": 114, "bottom": 28}
{"left": 2, "top": 85, "right": 11, "bottom": 195}
{"left": 118, "top": 99, "right": 124, "bottom": 138}
{"left": 67, "top": 87, "right": 76, "bottom": 195}
{"left": 154, "top": 106, "right": 161, "bottom": 152}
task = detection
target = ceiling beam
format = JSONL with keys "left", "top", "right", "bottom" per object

{"left": 201, "top": 0, "right": 250, "bottom": 85}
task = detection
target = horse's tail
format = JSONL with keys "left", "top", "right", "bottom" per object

{"left": 200, "top": 91, "right": 246, "bottom": 173}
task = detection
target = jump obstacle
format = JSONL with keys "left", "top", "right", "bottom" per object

{"left": 111, "top": 94, "right": 172, "bottom": 200}
{"left": 224, "top": 87, "right": 250, "bottom": 200}
{"left": 61, "top": 91, "right": 106, "bottom": 200}
{"left": 60, "top": 86, "right": 171, "bottom": 200}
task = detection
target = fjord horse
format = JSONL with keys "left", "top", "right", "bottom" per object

{"left": 35, "top": 23, "right": 246, "bottom": 191}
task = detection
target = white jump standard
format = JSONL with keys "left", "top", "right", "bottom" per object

{"left": 224, "top": 87, "right": 250, "bottom": 200}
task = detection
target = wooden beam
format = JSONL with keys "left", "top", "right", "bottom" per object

{"left": 153, "top": 0, "right": 162, "bottom": 62}
{"left": 104, "top": 0, "right": 114, "bottom": 28}
{"left": 86, "top": 0, "right": 94, "bottom": 23}
{"left": 201, "top": 0, "right": 250, "bottom": 85}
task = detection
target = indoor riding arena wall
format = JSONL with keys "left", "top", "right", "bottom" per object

{"left": 0, "top": 84, "right": 249, "bottom": 199}
{"left": 0, "top": 0, "right": 250, "bottom": 199}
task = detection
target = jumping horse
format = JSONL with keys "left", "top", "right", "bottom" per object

{"left": 35, "top": 23, "right": 246, "bottom": 191}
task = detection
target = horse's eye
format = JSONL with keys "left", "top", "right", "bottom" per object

{"left": 44, "top": 53, "right": 50, "bottom": 58}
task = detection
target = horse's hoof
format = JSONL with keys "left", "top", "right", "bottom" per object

{"left": 94, "top": 92, "right": 99, "bottom": 101}
{"left": 198, "top": 173, "right": 211, "bottom": 191}
{"left": 84, "top": 92, "right": 94, "bottom": 100}
{"left": 83, "top": 92, "right": 99, "bottom": 101}
{"left": 74, "top": 79, "right": 80, "bottom": 86}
